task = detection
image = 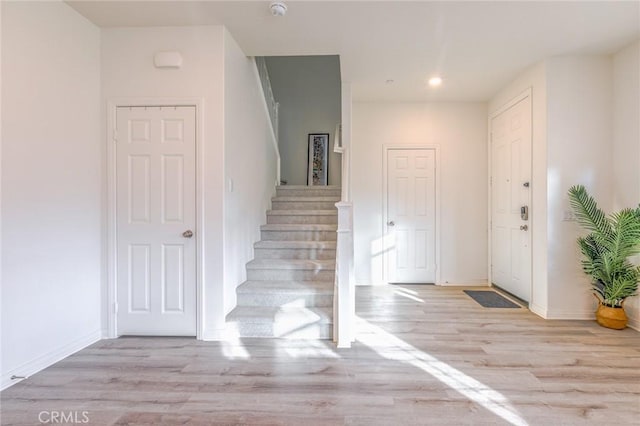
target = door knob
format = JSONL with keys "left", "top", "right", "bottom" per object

{"left": 387, "top": 221, "right": 395, "bottom": 227}
{"left": 182, "top": 230, "right": 194, "bottom": 238}
{"left": 520, "top": 225, "right": 528, "bottom": 231}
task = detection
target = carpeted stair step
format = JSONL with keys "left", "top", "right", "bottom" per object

{"left": 226, "top": 306, "right": 333, "bottom": 339}
{"left": 260, "top": 224, "right": 337, "bottom": 241}
{"left": 267, "top": 209, "right": 338, "bottom": 225}
{"left": 271, "top": 196, "right": 340, "bottom": 211}
{"left": 246, "top": 259, "right": 335, "bottom": 281}
{"left": 254, "top": 240, "right": 337, "bottom": 260}
{"left": 236, "top": 280, "right": 334, "bottom": 307}
{"left": 276, "top": 185, "right": 341, "bottom": 198}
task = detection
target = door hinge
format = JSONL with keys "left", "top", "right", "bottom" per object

{"left": 113, "top": 302, "right": 118, "bottom": 314}
{"left": 113, "top": 129, "right": 118, "bottom": 143}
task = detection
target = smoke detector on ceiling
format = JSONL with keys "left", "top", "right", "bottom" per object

{"left": 270, "top": 2, "right": 287, "bottom": 17}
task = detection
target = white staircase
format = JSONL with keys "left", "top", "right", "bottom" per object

{"left": 226, "top": 185, "right": 340, "bottom": 339}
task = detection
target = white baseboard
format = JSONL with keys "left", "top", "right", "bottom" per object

{"left": 354, "top": 281, "right": 385, "bottom": 286}
{"left": 529, "top": 304, "right": 640, "bottom": 331}
{"left": 529, "top": 303, "right": 548, "bottom": 318}
{"left": 544, "top": 309, "right": 595, "bottom": 320}
{"left": 355, "top": 281, "right": 490, "bottom": 287}
{"left": 1, "top": 329, "right": 102, "bottom": 391}
{"left": 201, "top": 327, "right": 226, "bottom": 341}
{"left": 627, "top": 316, "right": 639, "bottom": 331}
{"left": 437, "top": 280, "right": 489, "bottom": 287}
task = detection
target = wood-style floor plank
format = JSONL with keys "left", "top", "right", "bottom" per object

{"left": 2, "top": 285, "right": 639, "bottom": 425}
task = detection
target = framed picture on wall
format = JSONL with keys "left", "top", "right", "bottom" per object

{"left": 307, "top": 133, "right": 329, "bottom": 186}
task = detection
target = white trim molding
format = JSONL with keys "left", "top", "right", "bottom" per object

{"left": 382, "top": 144, "right": 442, "bottom": 286}
{"left": 1, "top": 329, "right": 101, "bottom": 390}
{"left": 334, "top": 201, "right": 355, "bottom": 348}
{"left": 529, "top": 303, "right": 548, "bottom": 319}
{"left": 544, "top": 309, "right": 597, "bottom": 321}
{"left": 106, "top": 97, "right": 205, "bottom": 340}
{"left": 531, "top": 306, "right": 640, "bottom": 330}
{"left": 439, "top": 280, "right": 490, "bottom": 287}
{"left": 489, "top": 87, "right": 533, "bottom": 119}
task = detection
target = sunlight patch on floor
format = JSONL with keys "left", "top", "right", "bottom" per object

{"left": 220, "top": 330, "right": 251, "bottom": 360}
{"left": 356, "top": 316, "right": 529, "bottom": 426}
{"left": 393, "top": 287, "right": 425, "bottom": 303}
{"left": 284, "top": 340, "right": 341, "bottom": 359}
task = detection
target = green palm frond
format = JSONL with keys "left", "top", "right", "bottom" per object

{"left": 603, "top": 269, "right": 639, "bottom": 306}
{"left": 610, "top": 209, "right": 640, "bottom": 259}
{"left": 568, "top": 185, "right": 613, "bottom": 240}
{"left": 568, "top": 185, "right": 640, "bottom": 307}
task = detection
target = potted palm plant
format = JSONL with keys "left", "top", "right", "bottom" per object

{"left": 568, "top": 185, "right": 640, "bottom": 329}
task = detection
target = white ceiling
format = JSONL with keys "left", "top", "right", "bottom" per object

{"left": 67, "top": 1, "right": 640, "bottom": 102}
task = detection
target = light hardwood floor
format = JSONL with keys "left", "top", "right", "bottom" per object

{"left": 2, "top": 285, "right": 639, "bottom": 425}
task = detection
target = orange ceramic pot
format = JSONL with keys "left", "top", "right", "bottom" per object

{"left": 594, "top": 295, "right": 628, "bottom": 330}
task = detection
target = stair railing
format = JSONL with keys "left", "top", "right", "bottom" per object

{"left": 254, "top": 57, "right": 281, "bottom": 185}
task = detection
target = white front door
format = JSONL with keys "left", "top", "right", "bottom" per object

{"left": 385, "top": 148, "right": 436, "bottom": 283}
{"left": 116, "top": 106, "right": 196, "bottom": 336}
{"left": 491, "top": 96, "right": 532, "bottom": 302}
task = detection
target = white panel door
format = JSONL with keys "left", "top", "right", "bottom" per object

{"left": 116, "top": 106, "right": 196, "bottom": 336}
{"left": 491, "top": 96, "right": 532, "bottom": 302}
{"left": 386, "top": 149, "right": 436, "bottom": 283}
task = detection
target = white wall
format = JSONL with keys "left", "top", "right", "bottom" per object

{"left": 490, "top": 56, "right": 617, "bottom": 320}
{"left": 488, "top": 62, "right": 548, "bottom": 314}
{"left": 1, "top": 2, "right": 101, "bottom": 389}
{"left": 545, "top": 56, "right": 613, "bottom": 318}
{"left": 101, "top": 26, "right": 226, "bottom": 337}
{"left": 265, "top": 56, "right": 342, "bottom": 186}
{"left": 352, "top": 102, "right": 488, "bottom": 285}
{"left": 612, "top": 41, "right": 640, "bottom": 328}
{"left": 223, "top": 29, "right": 278, "bottom": 315}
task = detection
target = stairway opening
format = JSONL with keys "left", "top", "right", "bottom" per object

{"left": 260, "top": 55, "right": 342, "bottom": 187}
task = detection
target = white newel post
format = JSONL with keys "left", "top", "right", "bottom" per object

{"left": 334, "top": 202, "right": 355, "bottom": 348}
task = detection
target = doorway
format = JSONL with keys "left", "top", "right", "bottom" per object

{"left": 490, "top": 92, "right": 532, "bottom": 302}
{"left": 115, "top": 106, "right": 197, "bottom": 336}
{"left": 384, "top": 147, "right": 438, "bottom": 284}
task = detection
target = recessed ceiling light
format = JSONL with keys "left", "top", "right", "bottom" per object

{"left": 428, "top": 77, "right": 443, "bottom": 87}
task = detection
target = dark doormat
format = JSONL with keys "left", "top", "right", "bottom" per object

{"left": 463, "top": 290, "right": 521, "bottom": 308}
